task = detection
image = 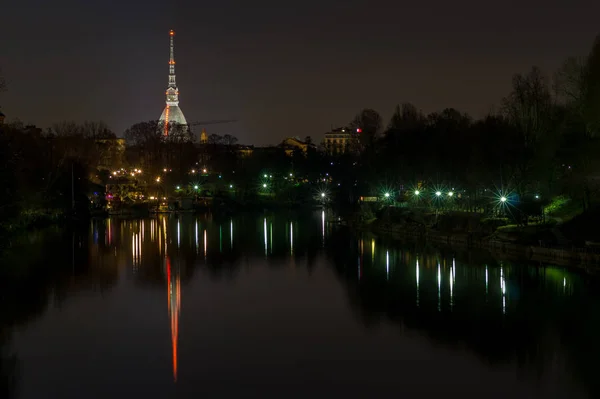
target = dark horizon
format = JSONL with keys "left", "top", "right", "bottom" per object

{"left": 2, "top": 0, "right": 600, "bottom": 145}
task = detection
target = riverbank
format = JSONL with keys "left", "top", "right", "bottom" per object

{"left": 357, "top": 211, "right": 600, "bottom": 270}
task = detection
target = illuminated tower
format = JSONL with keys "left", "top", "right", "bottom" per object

{"left": 200, "top": 128, "right": 208, "bottom": 144}
{"left": 159, "top": 30, "right": 187, "bottom": 136}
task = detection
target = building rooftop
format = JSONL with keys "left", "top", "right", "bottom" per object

{"left": 159, "top": 105, "right": 187, "bottom": 127}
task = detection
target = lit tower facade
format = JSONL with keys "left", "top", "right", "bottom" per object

{"left": 159, "top": 30, "right": 187, "bottom": 136}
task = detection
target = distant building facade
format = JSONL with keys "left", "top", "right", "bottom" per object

{"left": 278, "top": 137, "right": 315, "bottom": 156}
{"left": 324, "top": 127, "right": 359, "bottom": 155}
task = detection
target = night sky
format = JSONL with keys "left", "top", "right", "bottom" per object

{"left": 2, "top": 0, "right": 599, "bottom": 145}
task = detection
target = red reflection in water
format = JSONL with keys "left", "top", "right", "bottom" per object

{"left": 166, "top": 256, "right": 180, "bottom": 382}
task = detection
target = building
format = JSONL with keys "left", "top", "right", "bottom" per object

{"left": 278, "top": 137, "right": 315, "bottom": 156}
{"left": 158, "top": 30, "right": 187, "bottom": 136}
{"left": 324, "top": 127, "right": 360, "bottom": 155}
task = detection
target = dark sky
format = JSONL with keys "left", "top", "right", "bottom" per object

{"left": 2, "top": 0, "right": 599, "bottom": 145}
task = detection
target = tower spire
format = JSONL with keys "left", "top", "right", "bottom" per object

{"left": 169, "top": 30, "right": 176, "bottom": 88}
{"left": 159, "top": 29, "right": 187, "bottom": 136}
{"left": 166, "top": 30, "right": 178, "bottom": 102}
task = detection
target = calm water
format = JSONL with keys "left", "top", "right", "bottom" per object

{"left": 2, "top": 211, "right": 600, "bottom": 398}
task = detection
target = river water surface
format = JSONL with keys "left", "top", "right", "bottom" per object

{"left": 3, "top": 211, "right": 600, "bottom": 398}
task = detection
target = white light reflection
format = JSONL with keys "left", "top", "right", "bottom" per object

{"left": 132, "top": 232, "right": 141, "bottom": 271}
{"left": 321, "top": 210, "right": 325, "bottom": 242}
{"left": 437, "top": 263, "right": 441, "bottom": 312}
{"left": 452, "top": 258, "right": 456, "bottom": 279}
{"left": 416, "top": 258, "right": 420, "bottom": 307}
{"left": 290, "top": 222, "right": 293, "bottom": 254}
{"left": 386, "top": 251, "right": 389, "bottom": 280}
{"left": 203, "top": 229, "right": 207, "bottom": 258}
{"left": 485, "top": 266, "right": 488, "bottom": 297}
{"left": 264, "top": 218, "right": 267, "bottom": 256}
{"left": 195, "top": 221, "right": 199, "bottom": 253}
{"left": 449, "top": 266, "right": 454, "bottom": 310}
{"left": 501, "top": 267, "right": 506, "bottom": 314}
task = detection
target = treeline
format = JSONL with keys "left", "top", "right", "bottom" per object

{"left": 340, "top": 36, "right": 600, "bottom": 210}
{"left": 0, "top": 121, "right": 120, "bottom": 227}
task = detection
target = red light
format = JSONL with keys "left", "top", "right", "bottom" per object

{"left": 356, "top": 128, "right": 362, "bottom": 133}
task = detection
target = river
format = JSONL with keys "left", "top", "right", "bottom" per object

{"left": 2, "top": 211, "right": 599, "bottom": 398}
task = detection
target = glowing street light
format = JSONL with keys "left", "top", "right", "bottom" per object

{"left": 156, "top": 177, "right": 161, "bottom": 183}
{"left": 448, "top": 191, "right": 454, "bottom": 197}
{"left": 384, "top": 192, "right": 390, "bottom": 198}
{"left": 321, "top": 192, "right": 326, "bottom": 198}
{"left": 262, "top": 183, "right": 267, "bottom": 188}
{"left": 264, "top": 174, "right": 268, "bottom": 178}
{"left": 435, "top": 191, "right": 442, "bottom": 197}
{"left": 414, "top": 190, "right": 420, "bottom": 196}
{"left": 194, "top": 185, "right": 199, "bottom": 190}
{"left": 230, "top": 184, "right": 233, "bottom": 188}
{"left": 500, "top": 196, "right": 507, "bottom": 203}
{"left": 176, "top": 186, "right": 181, "bottom": 190}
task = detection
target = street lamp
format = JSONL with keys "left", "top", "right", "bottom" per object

{"left": 384, "top": 192, "right": 390, "bottom": 198}
{"left": 414, "top": 190, "right": 420, "bottom": 196}
{"left": 321, "top": 192, "right": 326, "bottom": 198}
{"left": 194, "top": 185, "right": 199, "bottom": 190}
{"left": 500, "top": 196, "right": 507, "bottom": 203}
{"left": 448, "top": 191, "right": 454, "bottom": 197}
{"left": 435, "top": 191, "right": 441, "bottom": 197}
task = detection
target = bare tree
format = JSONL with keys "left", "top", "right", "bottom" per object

{"left": 208, "top": 133, "right": 223, "bottom": 145}
{"left": 223, "top": 134, "right": 238, "bottom": 146}
{"left": 502, "top": 66, "right": 553, "bottom": 148}
{"left": 82, "top": 121, "right": 115, "bottom": 139}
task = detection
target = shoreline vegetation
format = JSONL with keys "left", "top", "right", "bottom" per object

{"left": 353, "top": 205, "right": 600, "bottom": 269}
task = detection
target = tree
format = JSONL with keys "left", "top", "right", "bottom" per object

{"left": 501, "top": 66, "right": 555, "bottom": 195}
{"left": 349, "top": 108, "right": 382, "bottom": 155}
{"left": 124, "top": 120, "right": 164, "bottom": 175}
{"left": 81, "top": 121, "right": 115, "bottom": 139}
{"left": 387, "top": 103, "right": 423, "bottom": 132}
{"left": 208, "top": 134, "right": 223, "bottom": 145}
{"left": 554, "top": 36, "right": 600, "bottom": 208}
{"left": 582, "top": 35, "right": 600, "bottom": 136}
{"left": 222, "top": 134, "right": 238, "bottom": 146}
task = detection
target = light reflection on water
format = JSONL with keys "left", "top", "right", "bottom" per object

{"left": 4, "top": 211, "right": 599, "bottom": 398}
